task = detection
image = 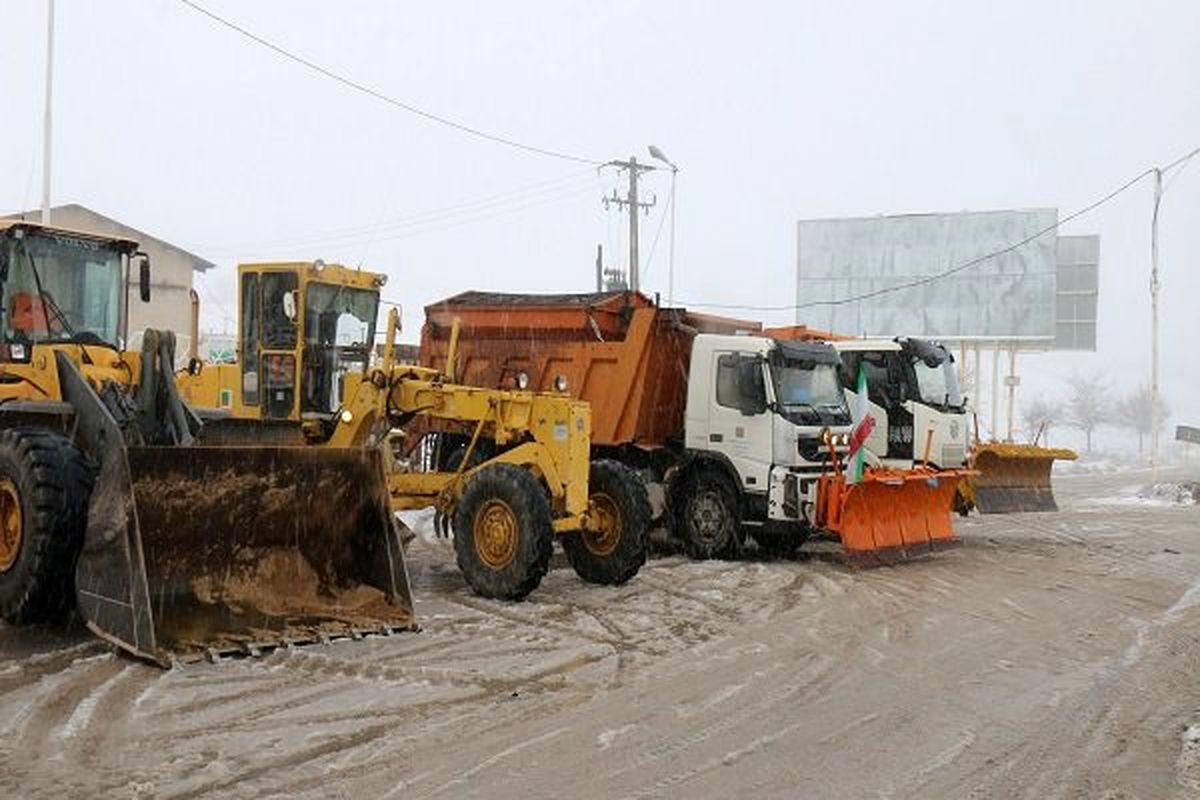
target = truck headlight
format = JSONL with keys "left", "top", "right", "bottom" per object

{"left": 516, "top": 371, "right": 530, "bottom": 390}
{"left": 554, "top": 374, "right": 569, "bottom": 393}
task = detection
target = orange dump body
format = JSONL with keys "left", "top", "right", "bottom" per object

{"left": 420, "top": 291, "right": 759, "bottom": 448}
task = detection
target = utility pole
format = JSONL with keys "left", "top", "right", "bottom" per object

{"left": 41, "top": 0, "right": 55, "bottom": 224}
{"left": 595, "top": 244, "right": 603, "bottom": 292}
{"left": 603, "top": 156, "right": 656, "bottom": 293}
{"left": 1150, "top": 167, "right": 1162, "bottom": 482}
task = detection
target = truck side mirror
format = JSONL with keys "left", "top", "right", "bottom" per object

{"left": 137, "top": 253, "right": 151, "bottom": 302}
{"left": 736, "top": 356, "right": 767, "bottom": 416}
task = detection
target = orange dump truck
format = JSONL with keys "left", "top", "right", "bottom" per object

{"left": 419, "top": 291, "right": 962, "bottom": 563}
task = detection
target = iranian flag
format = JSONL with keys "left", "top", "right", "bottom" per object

{"left": 847, "top": 362, "right": 876, "bottom": 484}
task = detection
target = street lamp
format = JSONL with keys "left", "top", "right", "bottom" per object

{"left": 648, "top": 145, "right": 678, "bottom": 306}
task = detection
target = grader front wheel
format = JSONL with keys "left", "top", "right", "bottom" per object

{"left": 562, "top": 460, "right": 650, "bottom": 585}
{"left": 453, "top": 464, "right": 553, "bottom": 600}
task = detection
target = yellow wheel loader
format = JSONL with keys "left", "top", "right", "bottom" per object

{"left": 0, "top": 223, "right": 413, "bottom": 666}
{"left": 178, "top": 261, "right": 650, "bottom": 601}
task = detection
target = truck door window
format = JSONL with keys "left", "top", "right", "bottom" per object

{"left": 716, "top": 354, "right": 740, "bottom": 409}
{"left": 716, "top": 353, "right": 766, "bottom": 414}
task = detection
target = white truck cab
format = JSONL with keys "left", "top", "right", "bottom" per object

{"left": 832, "top": 338, "right": 969, "bottom": 470}
{"left": 672, "top": 333, "right": 852, "bottom": 556}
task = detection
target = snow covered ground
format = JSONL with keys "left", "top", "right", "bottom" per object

{"left": 1, "top": 466, "right": 1198, "bottom": 799}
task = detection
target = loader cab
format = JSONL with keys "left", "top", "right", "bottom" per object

{"left": 0, "top": 222, "right": 140, "bottom": 356}
{"left": 237, "top": 262, "right": 382, "bottom": 420}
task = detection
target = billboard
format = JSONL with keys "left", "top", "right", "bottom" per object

{"left": 796, "top": 209, "right": 1058, "bottom": 341}
{"left": 1054, "top": 235, "right": 1099, "bottom": 351}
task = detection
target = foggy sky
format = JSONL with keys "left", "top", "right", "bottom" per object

{"left": 3, "top": 0, "right": 1197, "bottom": 445}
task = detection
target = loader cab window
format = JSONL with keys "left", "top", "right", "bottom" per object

{"left": 0, "top": 232, "right": 123, "bottom": 348}
{"left": 301, "top": 282, "right": 379, "bottom": 414}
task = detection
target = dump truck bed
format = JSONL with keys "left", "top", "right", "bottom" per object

{"left": 421, "top": 291, "right": 760, "bottom": 448}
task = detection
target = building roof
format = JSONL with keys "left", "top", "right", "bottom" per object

{"left": 4, "top": 203, "right": 216, "bottom": 272}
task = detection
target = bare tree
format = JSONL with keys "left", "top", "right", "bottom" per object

{"left": 1022, "top": 395, "right": 1065, "bottom": 444}
{"left": 1115, "top": 383, "right": 1171, "bottom": 455}
{"left": 1065, "top": 372, "right": 1110, "bottom": 453}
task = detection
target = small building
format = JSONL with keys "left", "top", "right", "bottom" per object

{"left": 6, "top": 203, "right": 216, "bottom": 349}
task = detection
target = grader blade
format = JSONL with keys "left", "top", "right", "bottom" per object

{"left": 969, "top": 443, "right": 1077, "bottom": 513}
{"left": 74, "top": 445, "right": 414, "bottom": 666}
{"left": 818, "top": 469, "right": 964, "bottom": 565}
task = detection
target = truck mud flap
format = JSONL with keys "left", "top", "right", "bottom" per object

{"left": 73, "top": 445, "right": 415, "bottom": 666}
{"left": 969, "top": 444, "right": 1077, "bottom": 514}
{"left": 819, "top": 469, "right": 965, "bottom": 566}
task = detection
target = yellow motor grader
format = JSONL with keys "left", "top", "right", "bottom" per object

{"left": 0, "top": 222, "right": 414, "bottom": 666}
{"left": 178, "top": 261, "right": 650, "bottom": 601}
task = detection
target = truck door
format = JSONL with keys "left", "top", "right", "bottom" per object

{"left": 239, "top": 270, "right": 300, "bottom": 420}
{"left": 708, "top": 350, "right": 773, "bottom": 494}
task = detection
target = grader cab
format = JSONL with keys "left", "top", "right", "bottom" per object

{"left": 179, "top": 262, "right": 650, "bottom": 601}
{"left": 0, "top": 223, "right": 414, "bottom": 666}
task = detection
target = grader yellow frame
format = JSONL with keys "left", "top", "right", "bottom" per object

{"left": 180, "top": 261, "right": 649, "bottom": 600}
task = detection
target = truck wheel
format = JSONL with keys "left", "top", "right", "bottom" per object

{"left": 562, "top": 460, "right": 650, "bottom": 585}
{"left": 453, "top": 464, "right": 553, "bottom": 600}
{"left": 674, "top": 470, "right": 741, "bottom": 560}
{"left": 0, "top": 429, "right": 93, "bottom": 625}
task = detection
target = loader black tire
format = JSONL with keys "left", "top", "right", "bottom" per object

{"left": 562, "top": 460, "right": 650, "bottom": 586}
{"left": 673, "top": 469, "right": 741, "bottom": 560}
{"left": 453, "top": 463, "right": 553, "bottom": 600}
{"left": 0, "top": 429, "right": 93, "bottom": 625}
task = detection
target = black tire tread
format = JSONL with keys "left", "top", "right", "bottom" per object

{"left": 672, "top": 468, "right": 742, "bottom": 561}
{"left": 562, "top": 459, "right": 650, "bottom": 585}
{"left": 0, "top": 428, "right": 93, "bottom": 624}
{"left": 452, "top": 463, "right": 553, "bottom": 600}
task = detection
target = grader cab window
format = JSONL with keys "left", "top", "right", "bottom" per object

{"left": 301, "top": 282, "right": 379, "bottom": 414}
{"left": 1, "top": 232, "right": 123, "bottom": 347}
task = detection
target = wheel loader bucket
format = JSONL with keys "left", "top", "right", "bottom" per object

{"left": 817, "top": 468, "right": 966, "bottom": 566}
{"left": 73, "top": 445, "right": 415, "bottom": 666}
{"left": 968, "top": 443, "right": 1078, "bottom": 513}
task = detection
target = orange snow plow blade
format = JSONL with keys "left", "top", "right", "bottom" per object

{"left": 816, "top": 467, "right": 969, "bottom": 565}
{"left": 967, "top": 443, "right": 1077, "bottom": 513}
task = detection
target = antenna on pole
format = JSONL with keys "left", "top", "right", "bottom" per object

{"left": 41, "top": 0, "right": 55, "bottom": 225}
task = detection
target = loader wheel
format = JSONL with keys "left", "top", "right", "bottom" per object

{"left": 0, "top": 429, "right": 93, "bottom": 625}
{"left": 562, "top": 460, "right": 650, "bottom": 585}
{"left": 674, "top": 470, "right": 741, "bottom": 560}
{"left": 453, "top": 464, "right": 553, "bottom": 600}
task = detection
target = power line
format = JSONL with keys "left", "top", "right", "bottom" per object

{"left": 640, "top": 190, "right": 672, "bottom": 283}
{"left": 197, "top": 169, "right": 600, "bottom": 253}
{"left": 177, "top": 0, "right": 602, "bottom": 165}
{"left": 678, "top": 146, "right": 1199, "bottom": 314}
{"left": 222, "top": 179, "right": 603, "bottom": 256}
